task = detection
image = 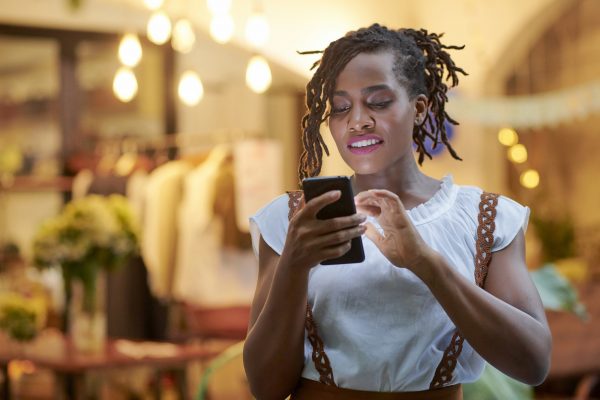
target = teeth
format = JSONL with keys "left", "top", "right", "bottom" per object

{"left": 350, "top": 139, "right": 382, "bottom": 148}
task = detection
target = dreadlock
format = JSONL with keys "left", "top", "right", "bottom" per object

{"left": 297, "top": 23, "right": 467, "bottom": 183}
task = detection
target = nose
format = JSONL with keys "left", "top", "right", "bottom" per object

{"left": 348, "top": 107, "right": 374, "bottom": 132}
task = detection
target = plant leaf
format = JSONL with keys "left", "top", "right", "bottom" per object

{"left": 463, "top": 364, "right": 533, "bottom": 400}
{"left": 530, "top": 264, "right": 587, "bottom": 319}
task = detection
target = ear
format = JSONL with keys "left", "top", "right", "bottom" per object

{"left": 414, "top": 94, "right": 428, "bottom": 125}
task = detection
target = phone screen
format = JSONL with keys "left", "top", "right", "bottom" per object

{"left": 302, "top": 176, "right": 365, "bottom": 264}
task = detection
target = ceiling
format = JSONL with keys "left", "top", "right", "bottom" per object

{"left": 0, "top": 0, "right": 576, "bottom": 95}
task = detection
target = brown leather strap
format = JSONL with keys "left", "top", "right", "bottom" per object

{"left": 287, "top": 191, "right": 336, "bottom": 386}
{"left": 429, "top": 192, "right": 499, "bottom": 389}
{"left": 292, "top": 378, "right": 463, "bottom": 400}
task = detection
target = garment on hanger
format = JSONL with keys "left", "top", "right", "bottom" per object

{"left": 142, "top": 160, "right": 193, "bottom": 299}
{"left": 172, "top": 144, "right": 256, "bottom": 307}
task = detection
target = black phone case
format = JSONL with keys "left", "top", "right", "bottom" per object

{"left": 302, "top": 176, "right": 365, "bottom": 265}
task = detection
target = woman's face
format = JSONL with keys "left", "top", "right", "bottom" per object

{"left": 328, "top": 50, "right": 426, "bottom": 175}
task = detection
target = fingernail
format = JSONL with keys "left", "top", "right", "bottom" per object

{"left": 331, "top": 190, "right": 341, "bottom": 197}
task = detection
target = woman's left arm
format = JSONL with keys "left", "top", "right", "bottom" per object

{"left": 356, "top": 190, "right": 552, "bottom": 385}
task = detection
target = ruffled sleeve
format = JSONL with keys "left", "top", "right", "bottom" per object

{"left": 492, "top": 195, "right": 530, "bottom": 252}
{"left": 249, "top": 194, "right": 290, "bottom": 257}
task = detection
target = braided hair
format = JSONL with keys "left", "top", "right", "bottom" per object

{"left": 298, "top": 23, "right": 467, "bottom": 182}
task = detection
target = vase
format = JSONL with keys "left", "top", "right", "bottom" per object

{"left": 67, "top": 270, "right": 106, "bottom": 354}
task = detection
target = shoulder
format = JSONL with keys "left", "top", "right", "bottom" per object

{"left": 249, "top": 193, "right": 295, "bottom": 256}
{"left": 253, "top": 193, "right": 293, "bottom": 221}
{"left": 455, "top": 184, "right": 530, "bottom": 252}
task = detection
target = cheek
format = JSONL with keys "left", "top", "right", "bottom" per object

{"left": 327, "top": 119, "right": 345, "bottom": 141}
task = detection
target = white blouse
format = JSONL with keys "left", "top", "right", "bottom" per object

{"left": 249, "top": 175, "right": 529, "bottom": 392}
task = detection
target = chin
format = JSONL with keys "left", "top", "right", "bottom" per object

{"left": 345, "top": 161, "right": 383, "bottom": 176}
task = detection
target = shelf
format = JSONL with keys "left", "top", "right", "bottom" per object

{"left": 0, "top": 176, "right": 73, "bottom": 192}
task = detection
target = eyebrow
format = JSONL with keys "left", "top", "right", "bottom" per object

{"left": 333, "top": 84, "right": 392, "bottom": 97}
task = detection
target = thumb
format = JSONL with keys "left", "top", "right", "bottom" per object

{"left": 363, "top": 222, "right": 384, "bottom": 246}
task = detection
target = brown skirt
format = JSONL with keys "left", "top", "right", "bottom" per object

{"left": 290, "top": 379, "right": 463, "bottom": 400}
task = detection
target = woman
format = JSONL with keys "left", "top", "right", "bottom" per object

{"left": 243, "top": 24, "right": 551, "bottom": 400}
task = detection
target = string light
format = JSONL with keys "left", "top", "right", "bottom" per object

{"left": 245, "top": 11, "right": 270, "bottom": 48}
{"left": 143, "top": 0, "right": 164, "bottom": 10}
{"left": 498, "top": 128, "right": 518, "bottom": 147}
{"left": 172, "top": 19, "right": 196, "bottom": 53}
{"left": 207, "top": 0, "right": 232, "bottom": 15}
{"left": 246, "top": 55, "right": 272, "bottom": 94}
{"left": 520, "top": 169, "right": 540, "bottom": 189}
{"left": 210, "top": 14, "right": 235, "bottom": 44}
{"left": 178, "top": 71, "right": 204, "bottom": 106}
{"left": 118, "top": 33, "right": 142, "bottom": 67}
{"left": 113, "top": 67, "right": 138, "bottom": 102}
{"left": 147, "top": 11, "right": 172, "bottom": 45}
{"left": 507, "top": 144, "right": 528, "bottom": 164}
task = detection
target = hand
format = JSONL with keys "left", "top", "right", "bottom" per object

{"left": 282, "top": 190, "right": 367, "bottom": 270}
{"left": 355, "top": 189, "right": 435, "bottom": 273}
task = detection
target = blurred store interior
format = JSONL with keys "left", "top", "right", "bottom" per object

{"left": 0, "top": 0, "right": 599, "bottom": 398}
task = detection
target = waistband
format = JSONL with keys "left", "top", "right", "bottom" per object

{"left": 290, "top": 378, "right": 463, "bottom": 400}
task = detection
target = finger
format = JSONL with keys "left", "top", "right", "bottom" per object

{"left": 327, "top": 213, "right": 367, "bottom": 231}
{"left": 302, "top": 190, "right": 341, "bottom": 218}
{"left": 355, "top": 204, "right": 380, "bottom": 217}
{"left": 318, "top": 225, "right": 366, "bottom": 247}
{"left": 307, "top": 212, "right": 366, "bottom": 235}
{"left": 355, "top": 192, "right": 383, "bottom": 208}
{"left": 320, "top": 241, "right": 352, "bottom": 261}
{"left": 354, "top": 190, "right": 373, "bottom": 203}
{"left": 363, "top": 222, "right": 384, "bottom": 246}
{"left": 368, "top": 189, "right": 406, "bottom": 213}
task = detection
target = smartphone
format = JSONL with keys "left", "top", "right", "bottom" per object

{"left": 302, "top": 176, "right": 365, "bottom": 265}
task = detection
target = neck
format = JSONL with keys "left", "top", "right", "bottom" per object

{"left": 351, "top": 155, "right": 442, "bottom": 210}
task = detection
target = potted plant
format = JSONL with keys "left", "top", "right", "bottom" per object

{"left": 32, "top": 194, "right": 139, "bottom": 352}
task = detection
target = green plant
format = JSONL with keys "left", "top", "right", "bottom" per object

{"left": 32, "top": 194, "right": 140, "bottom": 313}
{"left": 0, "top": 292, "right": 43, "bottom": 342}
{"left": 531, "top": 215, "right": 576, "bottom": 263}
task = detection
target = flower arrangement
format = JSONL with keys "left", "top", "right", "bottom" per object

{"left": 0, "top": 292, "right": 45, "bottom": 342}
{"left": 32, "top": 194, "right": 140, "bottom": 314}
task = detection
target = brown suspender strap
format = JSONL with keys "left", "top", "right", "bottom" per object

{"left": 429, "top": 192, "right": 499, "bottom": 389}
{"left": 288, "top": 190, "right": 499, "bottom": 389}
{"left": 287, "top": 191, "right": 336, "bottom": 386}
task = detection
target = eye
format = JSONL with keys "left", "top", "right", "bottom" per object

{"left": 331, "top": 104, "right": 350, "bottom": 114}
{"left": 368, "top": 100, "right": 392, "bottom": 110}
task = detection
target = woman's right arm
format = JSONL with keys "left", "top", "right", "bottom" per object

{"left": 243, "top": 238, "right": 310, "bottom": 400}
{"left": 243, "top": 191, "right": 366, "bottom": 400}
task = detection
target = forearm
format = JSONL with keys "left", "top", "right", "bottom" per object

{"left": 243, "top": 256, "right": 309, "bottom": 399}
{"left": 418, "top": 253, "right": 551, "bottom": 385}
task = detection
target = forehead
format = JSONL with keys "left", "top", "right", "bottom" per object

{"left": 334, "top": 51, "right": 398, "bottom": 90}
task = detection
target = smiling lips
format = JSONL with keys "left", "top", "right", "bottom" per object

{"left": 347, "top": 134, "right": 384, "bottom": 154}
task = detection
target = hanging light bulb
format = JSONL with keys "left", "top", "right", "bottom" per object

{"left": 520, "top": 169, "right": 540, "bottom": 189}
{"left": 207, "top": 0, "right": 232, "bottom": 15}
{"left": 178, "top": 71, "right": 204, "bottom": 106}
{"left": 172, "top": 19, "right": 196, "bottom": 53}
{"left": 118, "top": 33, "right": 142, "bottom": 67}
{"left": 497, "top": 127, "right": 518, "bottom": 147}
{"left": 143, "top": 0, "right": 164, "bottom": 10}
{"left": 245, "top": 11, "right": 270, "bottom": 48}
{"left": 246, "top": 55, "right": 272, "bottom": 94}
{"left": 507, "top": 144, "right": 528, "bottom": 164}
{"left": 113, "top": 67, "right": 138, "bottom": 102}
{"left": 209, "top": 14, "right": 234, "bottom": 44}
{"left": 147, "top": 11, "right": 172, "bottom": 45}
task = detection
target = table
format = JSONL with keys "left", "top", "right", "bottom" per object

{"left": 0, "top": 330, "right": 231, "bottom": 400}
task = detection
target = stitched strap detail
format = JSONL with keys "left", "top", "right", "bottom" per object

{"left": 287, "top": 191, "right": 336, "bottom": 386}
{"left": 287, "top": 190, "right": 305, "bottom": 221}
{"left": 430, "top": 192, "right": 499, "bottom": 389}
{"left": 305, "top": 304, "right": 336, "bottom": 385}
